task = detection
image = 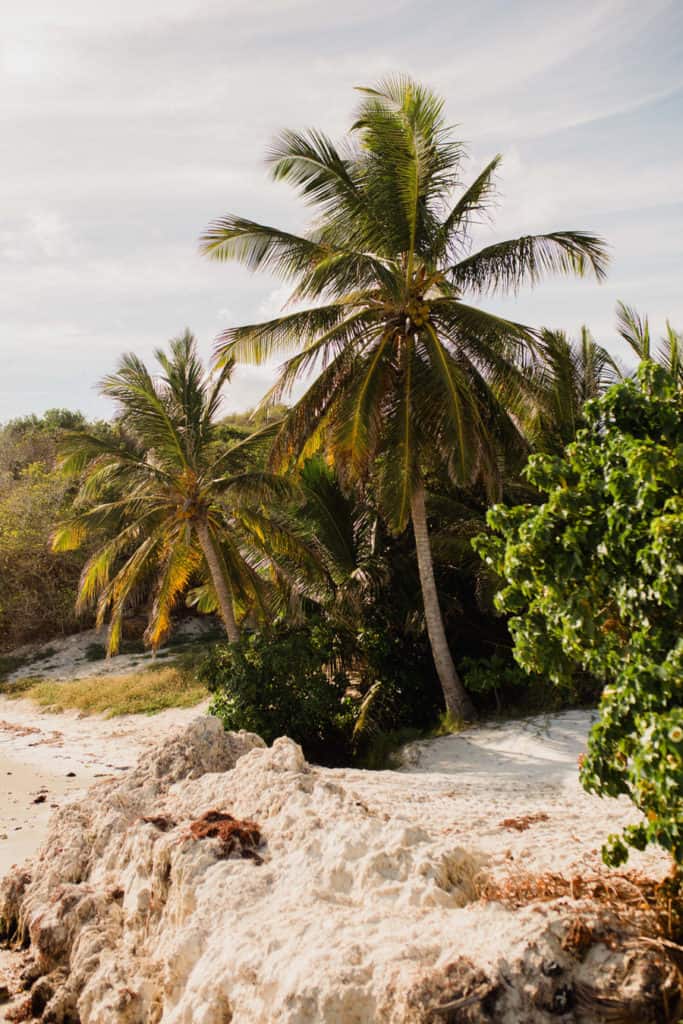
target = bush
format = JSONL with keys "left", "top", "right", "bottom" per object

{"left": 0, "top": 465, "right": 88, "bottom": 651}
{"left": 476, "top": 365, "right": 683, "bottom": 865}
{"left": 458, "top": 654, "right": 599, "bottom": 715}
{"left": 201, "top": 624, "right": 351, "bottom": 764}
{"left": 84, "top": 642, "right": 107, "bottom": 662}
{"left": 350, "top": 625, "right": 442, "bottom": 735}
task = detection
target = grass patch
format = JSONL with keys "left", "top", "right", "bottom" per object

{"left": 19, "top": 664, "right": 209, "bottom": 717}
{"left": 0, "top": 675, "right": 45, "bottom": 697}
{"left": 432, "top": 710, "right": 467, "bottom": 736}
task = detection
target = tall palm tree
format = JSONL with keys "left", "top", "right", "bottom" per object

{"left": 200, "top": 75, "right": 608, "bottom": 718}
{"left": 616, "top": 301, "right": 683, "bottom": 386}
{"left": 528, "top": 326, "right": 622, "bottom": 452}
{"left": 52, "top": 331, "right": 289, "bottom": 651}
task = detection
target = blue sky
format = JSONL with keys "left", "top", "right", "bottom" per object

{"left": 2, "top": 0, "right": 682, "bottom": 420}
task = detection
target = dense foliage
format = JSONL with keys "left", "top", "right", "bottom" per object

{"left": 0, "top": 411, "right": 96, "bottom": 651}
{"left": 476, "top": 364, "right": 683, "bottom": 864}
{"left": 201, "top": 624, "right": 351, "bottom": 763}
{"left": 202, "top": 617, "right": 442, "bottom": 765}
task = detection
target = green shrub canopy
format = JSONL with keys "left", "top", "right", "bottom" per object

{"left": 476, "top": 364, "right": 683, "bottom": 864}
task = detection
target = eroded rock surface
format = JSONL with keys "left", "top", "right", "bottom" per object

{"left": 1, "top": 717, "right": 678, "bottom": 1023}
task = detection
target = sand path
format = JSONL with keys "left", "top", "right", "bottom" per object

{"left": 0, "top": 697, "right": 210, "bottom": 878}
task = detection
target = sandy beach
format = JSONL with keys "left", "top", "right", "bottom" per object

{"left": 0, "top": 708, "right": 673, "bottom": 1022}
{"left": 0, "top": 698, "right": 667, "bottom": 883}
{"left": 0, "top": 696, "right": 210, "bottom": 878}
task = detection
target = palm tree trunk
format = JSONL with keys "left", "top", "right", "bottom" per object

{"left": 410, "top": 481, "right": 475, "bottom": 721}
{"left": 195, "top": 520, "right": 240, "bottom": 644}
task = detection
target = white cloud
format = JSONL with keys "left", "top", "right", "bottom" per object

{"left": 1, "top": 0, "right": 681, "bottom": 421}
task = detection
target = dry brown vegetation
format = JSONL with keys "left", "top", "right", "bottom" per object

{"left": 15, "top": 666, "right": 208, "bottom": 717}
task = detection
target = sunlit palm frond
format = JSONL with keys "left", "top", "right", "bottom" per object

{"left": 146, "top": 535, "right": 201, "bottom": 649}
{"left": 268, "top": 346, "right": 358, "bottom": 470}
{"left": 616, "top": 300, "right": 651, "bottom": 359}
{"left": 450, "top": 231, "right": 608, "bottom": 294}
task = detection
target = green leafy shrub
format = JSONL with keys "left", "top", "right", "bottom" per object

{"left": 475, "top": 364, "right": 683, "bottom": 865}
{"left": 201, "top": 624, "right": 351, "bottom": 764}
{"left": 84, "top": 642, "right": 107, "bottom": 661}
{"left": 458, "top": 654, "right": 598, "bottom": 715}
{"left": 459, "top": 654, "right": 539, "bottom": 712}
{"left": 350, "top": 625, "right": 442, "bottom": 736}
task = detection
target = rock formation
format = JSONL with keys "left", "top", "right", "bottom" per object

{"left": 1, "top": 717, "right": 679, "bottom": 1022}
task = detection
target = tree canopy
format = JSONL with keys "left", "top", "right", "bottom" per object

{"left": 476, "top": 364, "right": 683, "bottom": 864}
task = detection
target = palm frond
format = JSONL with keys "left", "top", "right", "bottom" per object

{"left": 333, "top": 330, "right": 395, "bottom": 476}
{"left": 199, "top": 215, "right": 322, "bottom": 273}
{"left": 145, "top": 536, "right": 201, "bottom": 649}
{"left": 377, "top": 339, "right": 419, "bottom": 533}
{"left": 100, "top": 353, "right": 188, "bottom": 469}
{"left": 450, "top": 231, "right": 609, "bottom": 294}
{"left": 268, "top": 346, "right": 358, "bottom": 470}
{"left": 431, "top": 155, "right": 502, "bottom": 262}
{"left": 658, "top": 321, "right": 683, "bottom": 383}
{"left": 267, "top": 128, "right": 361, "bottom": 215}
{"left": 214, "top": 304, "right": 374, "bottom": 368}
{"left": 616, "top": 300, "right": 651, "bottom": 359}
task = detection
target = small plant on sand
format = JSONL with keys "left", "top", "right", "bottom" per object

{"left": 84, "top": 642, "right": 107, "bottom": 661}
{"left": 476, "top": 365, "right": 683, "bottom": 866}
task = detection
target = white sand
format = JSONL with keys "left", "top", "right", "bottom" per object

{"left": 3, "top": 619, "right": 216, "bottom": 686}
{"left": 0, "top": 698, "right": 210, "bottom": 878}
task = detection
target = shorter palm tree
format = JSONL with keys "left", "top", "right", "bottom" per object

{"left": 616, "top": 301, "right": 683, "bottom": 386}
{"left": 53, "top": 331, "right": 289, "bottom": 652}
{"left": 528, "top": 326, "right": 623, "bottom": 451}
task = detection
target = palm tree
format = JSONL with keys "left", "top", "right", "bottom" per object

{"left": 528, "top": 326, "right": 622, "bottom": 452}
{"left": 200, "top": 75, "right": 608, "bottom": 718}
{"left": 52, "top": 331, "right": 289, "bottom": 652}
{"left": 616, "top": 301, "right": 683, "bottom": 386}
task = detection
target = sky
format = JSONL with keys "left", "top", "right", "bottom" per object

{"left": 2, "top": 0, "right": 682, "bottom": 422}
